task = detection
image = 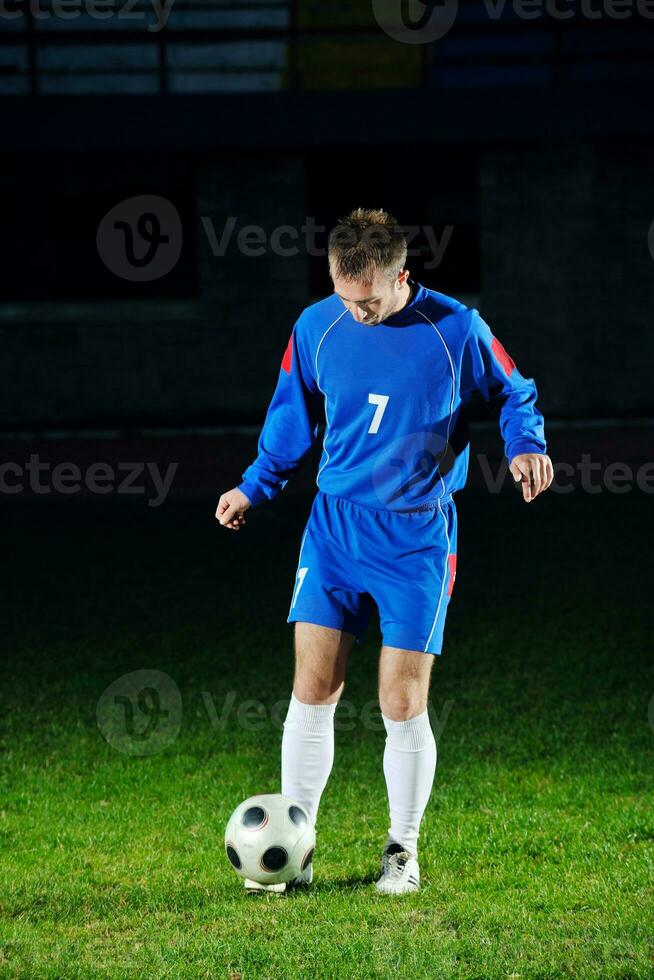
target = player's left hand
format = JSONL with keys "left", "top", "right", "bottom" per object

{"left": 509, "top": 453, "right": 554, "bottom": 503}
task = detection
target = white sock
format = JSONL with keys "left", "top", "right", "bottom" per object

{"left": 281, "top": 694, "right": 337, "bottom": 826}
{"left": 382, "top": 709, "right": 437, "bottom": 858}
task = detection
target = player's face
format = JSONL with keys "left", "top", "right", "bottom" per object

{"left": 331, "top": 268, "right": 409, "bottom": 326}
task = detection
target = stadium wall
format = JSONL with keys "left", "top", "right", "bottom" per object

{"left": 1, "top": 140, "right": 651, "bottom": 429}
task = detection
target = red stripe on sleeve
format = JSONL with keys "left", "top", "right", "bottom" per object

{"left": 281, "top": 334, "right": 293, "bottom": 374}
{"left": 491, "top": 336, "right": 516, "bottom": 377}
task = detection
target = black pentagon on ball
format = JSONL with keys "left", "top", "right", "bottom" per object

{"left": 288, "top": 805, "right": 308, "bottom": 829}
{"left": 241, "top": 806, "right": 267, "bottom": 829}
{"left": 226, "top": 844, "right": 241, "bottom": 870}
{"left": 301, "top": 846, "right": 314, "bottom": 871}
{"left": 261, "top": 846, "right": 288, "bottom": 872}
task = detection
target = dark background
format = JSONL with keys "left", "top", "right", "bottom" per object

{"left": 0, "top": 3, "right": 652, "bottom": 614}
{"left": 0, "top": 1, "right": 653, "bottom": 432}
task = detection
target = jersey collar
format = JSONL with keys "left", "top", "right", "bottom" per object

{"left": 381, "top": 280, "right": 427, "bottom": 326}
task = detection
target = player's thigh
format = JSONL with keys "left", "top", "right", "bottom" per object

{"left": 292, "top": 622, "right": 355, "bottom": 704}
{"left": 378, "top": 645, "right": 435, "bottom": 721}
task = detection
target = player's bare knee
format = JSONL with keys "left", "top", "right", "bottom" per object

{"left": 292, "top": 654, "right": 343, "bottom": 701}
{"left": 379, "top": 672, "right": 430, "bottom": 719}
{"left": 379, "top": 692, "right": 426, "bottom": 721}
{"left": 292, "top": 675, "right": 344, "bottom": 706}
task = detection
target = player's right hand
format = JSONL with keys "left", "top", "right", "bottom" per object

{"left": 216, "top": 487, "right": 252, "bottom": 531}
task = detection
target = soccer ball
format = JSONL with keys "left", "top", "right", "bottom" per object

{"left": 224, "top": 793, "right": 315, "bottom": 885}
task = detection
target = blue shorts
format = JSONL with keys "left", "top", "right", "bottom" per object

{"left": 287, "top": 491, "right": 458, "bottom": 655}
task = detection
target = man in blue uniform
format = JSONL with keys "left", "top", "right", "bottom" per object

{"left": 217, "top": 208, "right": 553, "bottom": 895}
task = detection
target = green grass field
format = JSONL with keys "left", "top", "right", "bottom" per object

{"left": 1, "top": 485, "right": 652, "bottom": 978}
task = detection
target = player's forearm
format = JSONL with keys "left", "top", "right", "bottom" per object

{"left": 461, "top": 310, "right": 547, "bottom": 463}
{"left": 496, "top": 379, "right": 547, "bottom": 462}
{"left": 238, "top": 458, "right": 291, "bottom": 508}
{"left": 238, "top": 418, "right": 320, "bottom": 508}
{"left": 236, "top": 320, "right": 324, "bottom": 508}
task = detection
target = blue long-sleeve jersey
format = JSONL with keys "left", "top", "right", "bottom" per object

{"left": 238, "top": 283, "right": 547, "bottom": 513}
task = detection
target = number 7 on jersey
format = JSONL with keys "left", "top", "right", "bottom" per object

{"left": 368, "top": 393, "right": 389, "bottom": 434}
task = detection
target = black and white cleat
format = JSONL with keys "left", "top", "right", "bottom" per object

{"left": 375, "top": 842, "right": 420, "bottom": 895}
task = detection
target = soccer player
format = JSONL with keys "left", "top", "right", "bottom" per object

{"left": 216, "top": 208, "right": 553, "bottom": 895}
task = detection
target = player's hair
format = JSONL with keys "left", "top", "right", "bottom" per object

{"left": 328, "top": 208, "right": 408, "bottom": 284}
